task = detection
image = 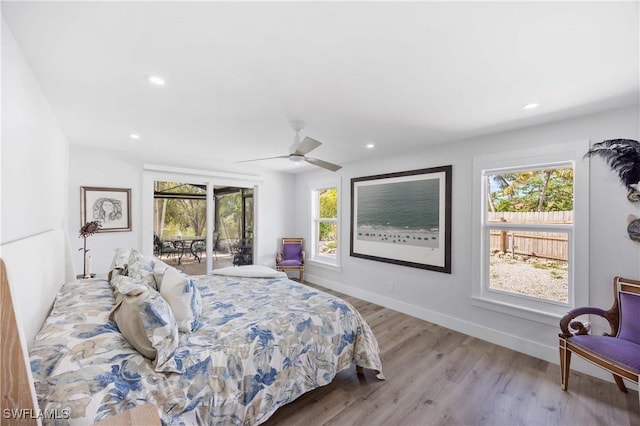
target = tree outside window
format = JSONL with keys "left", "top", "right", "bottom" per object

{"left": 153, "top": 181, "right": 206, "bottom": 238}
{"left": 313, "top": 187, "right": 339, "bottom": 263}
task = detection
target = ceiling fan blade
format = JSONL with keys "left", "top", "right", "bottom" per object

{"left": 235, "top": 155, "right": 289, "bottom": 163}
{"left": 304, "top": 157, "right": 342, "bottom": 172}
{"left": 292, "top": 137, "right": 322, "bottom": 156}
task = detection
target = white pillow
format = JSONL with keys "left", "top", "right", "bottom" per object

{"left": 160, "top": 267, "right": 202, "bottom": 333}
{"left": 127, "top": 249, "right": 158, "bottom": 290}
{"left": 152, "top": 260, "right": 169, "bottom": 289}
{"left": 212, "top": 265, "right": 287, "bottom": 278}
{"left": 108, "top": 248, "right": 131, "bottom": 281}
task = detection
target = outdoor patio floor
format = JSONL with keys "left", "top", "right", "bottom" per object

{"left": 158, "top": 251, "right": 235, "bottom": 276}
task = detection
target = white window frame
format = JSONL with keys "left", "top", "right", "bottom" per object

{"left": 471, "top": 141, "right": 589, "bottom": 326}
{"left": 309, "top": 179, "right": 341, "bottom": 269}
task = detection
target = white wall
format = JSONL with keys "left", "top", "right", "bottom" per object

{"left": 1, "top": 20, "right": 69, "bottom": 245}
{"left": 68, "top": 145, "right": 295, "bottom": 274}
{"left": 294, "top": 105, "right": 640, "bottom": 379}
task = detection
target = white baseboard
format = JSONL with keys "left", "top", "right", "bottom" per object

{"left": 306, "top": 272, "right": 623, "bottom": 386}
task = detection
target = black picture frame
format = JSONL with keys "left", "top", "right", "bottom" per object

{"left": 350, "top": 165, "right": 452, "bottom": 273}
{"left": 81, "top": 186, "right": 132, "bottom": 232}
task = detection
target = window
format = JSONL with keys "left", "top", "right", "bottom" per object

{"left": 311, "top": 186, "right": 339, "bottom": 266}
{"left": 485, "top": 166, "right": 573, "bottom": 303}
{"left": 472, "top": 143, "right": 589, "bottom": 323}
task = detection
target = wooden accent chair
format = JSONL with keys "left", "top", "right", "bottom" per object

{"left": 559, "top": 276, "right": 640, "bottom": 394}
{"left": 276, "top": 238, "right": 305, "bottom": 281}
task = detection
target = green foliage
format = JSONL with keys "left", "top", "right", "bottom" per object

{"left": 488, "top": 168, "right": 574, "bottom": 212}
{"left": 217, "top": 192, "right": 243, "bottom": 240}
{"left": 318, "top": 188, "right": 337, "bottom": 241}
{"left": 319, "top": 188, "right": 337, "bottom": 218}
{"left": 154, "top": 182, "right": 207, "bottom": 237}
{"left": 153, "top": 183, "right": 251, "bottom": 245}
{"left": 319, "top": 222, "right": 336, "bottom": 241}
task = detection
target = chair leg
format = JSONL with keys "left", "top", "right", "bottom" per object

{"left": 559, "top": 340, "right": 571, "bottom": 391}
{"left": 613, "top": 375, "right": 628, "bottom": 393}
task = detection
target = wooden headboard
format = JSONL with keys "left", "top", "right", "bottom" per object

{"left": 1, "top": 259, "right": 38, "bottom": 424}
{"left": 0, "top": 229, "right": 74, "bottom": 424}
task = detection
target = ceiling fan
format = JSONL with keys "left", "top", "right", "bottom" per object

{"left": 237, "top": 121, "right": 342, "bottom": 171}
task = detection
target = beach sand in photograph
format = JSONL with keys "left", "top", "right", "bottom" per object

{"left": 356, "top": 226, "right": 439, "bottom": 248}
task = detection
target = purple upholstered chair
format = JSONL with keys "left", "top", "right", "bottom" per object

{"left": 559, "top": 276, "right": 640, "bottom": 395}
{"left": 275, "top": 237, "right": 305, "bottom": 281}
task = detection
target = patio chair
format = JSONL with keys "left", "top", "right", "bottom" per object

{"left": 189, "top": 239, "right": 205, "bottom": 262}
{"left": 276, "top": 237, "right": 304, "bottom": 281}
{"left": 559, "top": 276, "right": 640, "bottom": 395}
{"left": 189, "top": 232, "right": 220, "bottom": 262}
{"left": 153, "top": 234, "right": 180, "bottom": 261}
{"left": 232, "top": 238, "right": 253, "bottom": 266}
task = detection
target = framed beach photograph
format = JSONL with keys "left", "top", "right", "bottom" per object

{"left": 81, "top": 186, "right": 131, "bottom": 232}
{"left": 350, "top": 165, "right": 452, "bottom": 273}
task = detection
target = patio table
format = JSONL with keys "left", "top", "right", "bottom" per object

{"left": 165, "top": 237, "right": 205, "bottom": 264}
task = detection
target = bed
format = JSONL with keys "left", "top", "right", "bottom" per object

{"left": 2, "top": 238, "right": 383, "bottom": 425}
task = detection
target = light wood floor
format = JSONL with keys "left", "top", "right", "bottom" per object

{"left": 264, "top": 286, "right": 639, "bottom": 426}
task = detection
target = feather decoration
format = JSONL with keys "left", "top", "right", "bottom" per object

{"left": 584, "top": 139, "right": 640, "bottom": 202}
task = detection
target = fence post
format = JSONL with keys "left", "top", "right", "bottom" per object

{"left": 500, "top": 217, "right": 507, "bottom": 254}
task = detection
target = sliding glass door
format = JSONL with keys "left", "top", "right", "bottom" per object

{"left": 148, "top": 179, "right": 255, "bottom": 274}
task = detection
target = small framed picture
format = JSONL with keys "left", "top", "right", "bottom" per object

{"left": 81, "top": 186, "right": 131, "bottom": 232}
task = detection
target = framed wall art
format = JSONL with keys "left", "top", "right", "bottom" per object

{"left": 81, "top": 186, "right": 131, "bottom": 232}
{"left": 350, "top": 165, "right": 452, "bottom": 273}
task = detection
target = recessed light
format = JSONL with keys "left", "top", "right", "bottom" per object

{"left": 129, "top": 134, "right": 140, "bottom": 140}
{"left": 148, "top": 75, "right": 165, "bottom": 86}
{"left": 366, "top": 143, "right": 375, "bottom": 149}
{"left": 523, "top": 102, "right": 540, "bottom": 110}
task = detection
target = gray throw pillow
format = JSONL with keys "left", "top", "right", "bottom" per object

{"left": 109, "top": 276, "right": 182, "bottom": 373}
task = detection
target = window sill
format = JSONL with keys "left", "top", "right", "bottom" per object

{"left": 471, "top": 296, "right": 565, "bottom": 327}
{"left": 307, "top": 258, "right": 342, "bottom": 272}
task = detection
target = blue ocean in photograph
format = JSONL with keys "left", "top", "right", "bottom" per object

{"left": 356, "top": 179, "right": 440, "bottom": 248}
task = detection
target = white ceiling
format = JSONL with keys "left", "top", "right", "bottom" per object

{"left": 3, "top": 1, "right": 639, "bottom": 173}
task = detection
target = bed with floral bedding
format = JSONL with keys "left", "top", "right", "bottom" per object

{"left": 29, "top": 252, "right": 383, "bottom": 425}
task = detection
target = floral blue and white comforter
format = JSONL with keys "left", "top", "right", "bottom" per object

{"left": 29, "top": 275, "right": 383, "bottom": 425}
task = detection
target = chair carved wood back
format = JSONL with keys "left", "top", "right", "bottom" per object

{"left": 559, "top": 276, "right": 640, "bottom": 395}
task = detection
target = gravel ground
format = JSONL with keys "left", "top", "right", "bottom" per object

{"left": 489, "top": 255, "right": 568, "bottom": 302}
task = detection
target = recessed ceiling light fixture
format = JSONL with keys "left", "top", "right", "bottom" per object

{"left": 148, "top": 75, "right": 165, "bottom": 86}
{"left": 129, "top": 134, "right": 140, "bottom": 140}
{"left": 523, "top": 102, "right": 540, "bottom": 110}
{"left": 366, "top": 143, "right": 375, "bottom": 149}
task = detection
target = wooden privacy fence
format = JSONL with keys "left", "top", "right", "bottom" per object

{"left": 488, "top": 211, "right": 572, "bottom": 262}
